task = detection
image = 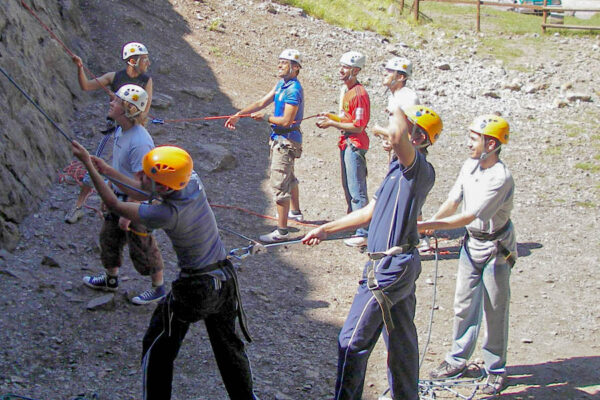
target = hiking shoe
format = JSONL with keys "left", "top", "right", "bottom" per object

{"left": 259, "top": 229, "right": 289, "bottom": 243}
{"left": 83, "top": 273, "right": 118, "bottom": 292}
{"left": 65, "top": 206, "right": 84, "bottom": 224}
{"left": 344, "top": 236, "right": 368, "bottom": 248}
{"left": 288, "top": 210, "right": 304, "bottom": 222}
{"left": 131, "top": 285, "right": 167, "bottom": 305}
{"left": 429, "top": 360, "right": 466, "bottom": 379}
{"left": 482, "top": 373, "right": 508, "bottom": 395}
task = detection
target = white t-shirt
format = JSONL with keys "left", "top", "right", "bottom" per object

{"left": 386, "top": 86, "right": 419, "bottom": 114}
{"left": 448, "top": 158, "right": 517, "bottom": 262}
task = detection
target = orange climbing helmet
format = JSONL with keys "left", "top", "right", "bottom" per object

{"left": 404, "top": 105, "right": 443, "bottom": 145}
{"left": 469, "top": 114, "right": 510, "bottom": 144}
{"left": 143, "top": 146, "right": 193, "bottom": 190}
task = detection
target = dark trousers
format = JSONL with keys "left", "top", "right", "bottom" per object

{"left": 335, "top": 258, "right": 421, "bottom": 400}
{"left": 141, "top": 270, "right": 255, "bottom": 400}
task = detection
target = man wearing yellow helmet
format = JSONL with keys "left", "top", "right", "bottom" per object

{"left": 70, "top": 142, "right": 258, "bottom": 400}
{"left": 419, "top": 114, "right": 516, "bottom": 395}
{"left": 303, "top": 105, "right": 440, "bottom": 400}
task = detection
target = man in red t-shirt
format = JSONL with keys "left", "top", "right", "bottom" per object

{"left": 316, "top": 51, "right": 370, "bottom": 247}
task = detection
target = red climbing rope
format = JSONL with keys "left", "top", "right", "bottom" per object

{"left": 210, "top": 204, "right": 320, "bottom": 228}
{"left": 20, "top": 0, "right": 114, "bottom": 97}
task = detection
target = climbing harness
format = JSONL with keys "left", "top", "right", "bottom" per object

{"left": 378, "top": 235, "right": 488, "bottom": 400}
{"left": 0, "top": 65, "right": 152, "bottom": 199}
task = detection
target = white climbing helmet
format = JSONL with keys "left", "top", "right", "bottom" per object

{"left": 115, "top": 84, "right": 148, "bottom": 116}
{"left": 385, "top": 57, "right": 412, "bottom": 77}
{"left": 279, "top": 49, "right": 302, "bottom": 67}
{"left": 122, "top": 42, "right": 148, "bottom": 61}
{"left": 340, "top": 51, "right": 365, "bottom": 69}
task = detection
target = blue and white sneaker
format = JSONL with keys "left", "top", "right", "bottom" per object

{"left": 83, "top": 273, "right": 118, "bottom": 292}
{"left": 131, "top": 285, "right": 166, "bottom": 305}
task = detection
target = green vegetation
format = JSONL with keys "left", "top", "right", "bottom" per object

{"left": 544, "top": 145, "right": 562, "bottom": 156}
{"left": 277, "top": 0, "right": 597, "bottom": 69}
{"left": 576, "top": 201, "right": 597, "bottom": 208}
{"left": 279, "top": 0, "right": 598, "bottom": 36}
{"left": 208, "top": 18, "right": 223, "bottom": 32}
{"left": 208, "top": 46, "right": 222, "bottom": 57}
{"left": 575, "top": 162, "right": 600, "bottom": 172}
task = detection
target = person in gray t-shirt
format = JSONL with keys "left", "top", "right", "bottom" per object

{"left": 419, "top": 114, "right": 516, "bottom": 396}
{"left": 81, "top": 84, "right": 166, "bottom": 306}
{"left": 70, "top": 143, "right": 257, "bottom": 400}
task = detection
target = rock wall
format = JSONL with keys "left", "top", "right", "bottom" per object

{"left": 0, "top": 0, "right": 86, "bottom": 250}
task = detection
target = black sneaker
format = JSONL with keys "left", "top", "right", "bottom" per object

{"left": 429, "top": 360, "right": 466, "bottom": 379}
{"left": 481, "top": 373, "right": 508, "bottom": 395}
{"left": 83, "top": 273, "right": 118, "bottom": 292}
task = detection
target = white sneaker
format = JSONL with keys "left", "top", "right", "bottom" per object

{"left": 288, "top": 210, "right": 304, "bottom": 222}
{"left": 65, "top": 206, "right": 84, "bottom": 224}
{"left": 418, "top": 236, "right": 431, "bottom": 252}
{"left": 344, "top": 236, "right": 368, "bottom": 248}
{"left": 275, "top": 210, "right": 305, "bottom": 222}
{"left": 259, "top": 229, "right": 289, "bottom": 243}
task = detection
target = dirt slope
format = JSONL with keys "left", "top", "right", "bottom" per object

{"left": 1, "top": 1, "right": 599, "bottom": 399}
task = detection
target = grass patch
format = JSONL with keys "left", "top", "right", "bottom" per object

{"left": 544, "top": 145, "right": 562, "bottom": 156}
{"left": 575, "top": 162, "right": 600, "bottom": 172}
{"left": 208, "top": 18, "right": 223, "bottom": 32}
{"left": 276, "top": 0, "right": 597, "bottom": 70}
{"left": 576, "top": 201, "right": 597, "bottom": 208}
{"left": 208, "top": 46, "right": 222, "bottom": 57}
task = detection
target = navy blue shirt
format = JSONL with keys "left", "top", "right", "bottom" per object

{"left": 367, "top": 151, "right": 435, "bottom": 271}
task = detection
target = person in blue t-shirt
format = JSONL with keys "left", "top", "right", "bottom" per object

{"left": 303, "top": 105, "right": 443, "bottom": 400}
{"left": 225, "top": 49, "right": 304, "bottom": 243}
{"left": 70, "top": 143, "right": 258, "bottom": 400}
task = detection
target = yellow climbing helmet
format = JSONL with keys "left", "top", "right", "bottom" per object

{"left": 143, "top": 146, "right": 193, "bottom": 190}
{"left": 404, "top": 105, "right": 443, "bottom": 145}
{"left": 469, "top": 114, "right": 510, "bottom": 144}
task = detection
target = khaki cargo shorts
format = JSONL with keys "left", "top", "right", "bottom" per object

{"left": 269, "top": 138, "right": 302, "bottom": 203}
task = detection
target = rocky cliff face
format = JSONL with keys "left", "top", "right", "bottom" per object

{"left": 0, "top": 0, "right": 87, "bottom": 250}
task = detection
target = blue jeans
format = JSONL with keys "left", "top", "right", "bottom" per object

{"left": 340, "top": 144, "right": 368, "bottom": 237}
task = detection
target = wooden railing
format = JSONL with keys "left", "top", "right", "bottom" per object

{"left": 403, "top": 0, "right": 600, "bottom": 33}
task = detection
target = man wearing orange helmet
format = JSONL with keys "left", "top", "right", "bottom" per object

{"left": 70, "top": 143, "right": 258, "bottom": 400}
{"left": 80, "top": 84, "right": 165, "bottom": 306}
{"left": 303, "top": 105, "right": 442, "bottom": 400}
{"left": 419, "top": 114, "right": 516, "bottom": 395}
{"left": 65, "top": 42, "right": 153, "bottom": 224}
